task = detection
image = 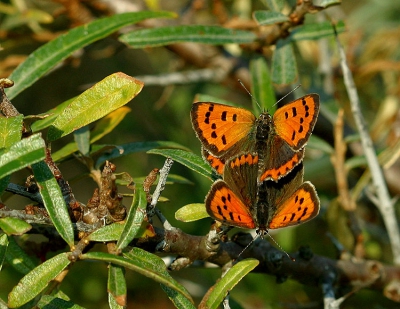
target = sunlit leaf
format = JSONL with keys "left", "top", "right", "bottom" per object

{"left": 47, "top": 73, "right": 143, "bottom": 141}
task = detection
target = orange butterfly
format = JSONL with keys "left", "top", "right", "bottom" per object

{"left": 191, "top": 94, "right": 319, "bottom": 182}
{"left": 205, "top": 153, "right": 320, "bottom": 232}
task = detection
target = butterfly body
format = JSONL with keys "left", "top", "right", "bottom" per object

{"left": 205, "top": 154, "right": 320, "bottom": 232}
{"left": 191, "top": 94, "right": 319, "bottom": 181}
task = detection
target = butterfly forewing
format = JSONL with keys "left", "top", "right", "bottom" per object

{"left": 206, "top": 180, "right": 255, "bottom": 229}
{"left": 273, "top": 94, "right": 319, "bottom": 151}
{"left": 268, "top": 182, "right": 320, "bottom": 229}
{"left": 191, "top": 102, "right": 256, "bottom": 156}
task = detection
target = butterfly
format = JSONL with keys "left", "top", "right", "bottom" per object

{"left": 191, "top": 94, "right": 319, "bottom": 182}
{"left": 205, "top": 153, "right": 320, "bottom": 232}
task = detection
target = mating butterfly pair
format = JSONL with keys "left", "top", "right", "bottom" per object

{"left": 191, "top": 94, "right": 320, "bottom": 232}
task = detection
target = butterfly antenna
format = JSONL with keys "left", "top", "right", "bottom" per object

{"left": 265, "top": 231, "right": 295, "bottom": 262}
{"left": 233, "top": 234, "right": 260, "bottom": 263}
{"left": 238, "top": 79, "right": 262, "bottom": 112}
{"left": 272, "top": 84, "right": 302, "bottom": 108}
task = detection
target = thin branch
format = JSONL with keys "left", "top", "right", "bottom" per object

{"left": 335, "top": 29, "right": 400, "bottom": 264}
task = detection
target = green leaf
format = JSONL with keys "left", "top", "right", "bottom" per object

{"left": 47, "top": 73, "right": 143, "bottom": 141}
{"left": 0, "top": 234, "right": 8, "bottom": 272}
{"left": 81, "top": 249, "right": 193, "bottom": 303}
{"left": 345, "top": 155, "right": 367, "bottom": 171}
{"left": 95, "top": 141, "right": 189, "bottom": 168}
{"left": 108, "top": 264, "right": 127, "bottom": 307}
{"left": 175, "top": 203, "right": 209, "bottom": 222}
{"left": 202, "top": 259, "right": 259, "bottom": 309}
{"left": 8, "top": 253, "right": 71, "bottom": 308}
{"left": 161, "top": 285, "right": 196, "bottom": 309}
{"left": 253, "top": 11, "right": 289, "bottom": 25}
{"left": 290, "top": 20, "right": 346, "bottom": 41}
{"left": 261, "top": 0, "right": 285, "bottom": 12}
{"left": 307, "top": 135, "right": 334, "bottom": 154}
{"left": 37, "top": 295, "right": 84, "bottom": 309}
{"left": 0, "top": 217, "right": 31, "bottom": 235}
{"left": 116, "top": 186, "right": 147, "bottom": 250}
{"left": 88, "top": 223, "right": 124, "bottom": 242}
{"left": 320, "top": 0, "right": 342, "bottom": 8}
{"left": 147, "top": 149, "right": 212, "bottom": 181}
{"left": 6, "top": 11, "right": 176, "bottom": 100}
{"left": 32, "top": 161, "right": 74, "bottom": 247}
{"left": 5, "top": 236, "right": 37, "bottom": 275}
{"left": 120, "top": 25, "right": 256, "bottom": 48}
{"left": 74, "top": 126, "right": 90, "bottom": 156}
{"left": 0, "top": 176, "right": 10, "bottom": 196}
{"left": 108, "top": 293, "right": 124, "bottom": 309}
{"left": 0, "top": 134, "right": 46, "bottom": 179}
{"left": 250, "top": 57, "right": 276, "bottom": 114}
{"left": 51, "top": 106, "right": 131, "bottom": 162}
{"left": 30, "top": 98, "right": 75, "bottom": 133}
{"left": 0, "top": 115, "right": 23, "bottom": 149}
{"left": 271, "top": 39, "right": 298, "bottom": 85}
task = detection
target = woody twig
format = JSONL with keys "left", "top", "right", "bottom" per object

{"left": 335, "top": 30, "right": 400, "bottom": 264}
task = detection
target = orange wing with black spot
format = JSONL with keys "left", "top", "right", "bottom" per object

{"left": 273, "top": 94, "right": 319, "bottom": 151}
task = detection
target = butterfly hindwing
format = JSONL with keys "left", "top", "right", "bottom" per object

{"left": 268, "top": 181, "right": 320, "bottom": 229}
{"left": 205, "top": 153, "right": 259, "bottom": 229}
{"left": 206, "top": 180, "right": 255, "bottom": 229}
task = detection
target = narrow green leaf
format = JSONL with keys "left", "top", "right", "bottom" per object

{"left": 250, "top": 57, "right": 276, "bottom": 114}
{"left": 120, "top": 25, "right": 256, "bottom": 48}
{"left": 8, "top": 253, "right": 71, "bottom": 308}
{"left": 32, "top": 161, "right": 74, "bottom": 247}
{"left": 30, "top": 98, "right": 75, "bottom": 133}
{"left": 175, "top": 203, "right": 209, "bottom": 222}
{"left": 253, "top": 11, "right": 289, "bottom": 25}
{"left": 51, "top": 106, "right": 131, "bottom": 162}
{"left": 108, "top": 264, "right": 127, "bottom": 307}
{"left": 307, "top": 135, "right": 334, "bottom": 154}
{"left": 47, "top": 73, "right": 143, "bottom": 141}
{"left": 74, "top": 126, "right": 90, "bottom": 156}
{"left": 320, "top": 0, "right": 342, "bottom": 8}
{"left": 345, "top": 155, "right": 367, "bottom": 171}
{"left": 116, "top": 186, "right": 147, "bottom": 250}
{"left": 0, "top": 234, "right": 8, "bottom": 272}
{"left": 0, "top": 176, "right": 10, "bottom": 195}
{"left": 291, "top": 20, "right": 346, "bottom": 41}
{"left": 271, "top": 39, "right": 298, "bottom": 85}
{"left": 148, "top": 149, "right": 213, "bottom": 181}
{"left": 95, "top": 141, "right": 189, "bottom": 168}
{"left": 88, "top": 223, "right": 124, "bottom": 242}
{"left": 161, "top": 285, "right": 196, "bottom": 309}
{"left": 0, "top": 217, "right": 31, "bottom": 235}
{"left": 0, "top": 115, "right": 23, "bottom": 148}
{"left": 82, "top": 249, "right": 193, "bottom": 303}
{"left": 0, "top": 134, "right": 46, "bottom": 179}
{"left": 202, "top": 259, "right": 259, "bottom": 309}
{"left": 261, "top": 0, "right": 285, "bottom": 12}
{"left": 5, "top": 236, "right": 37, "bottom": 275}
{"left": 37, "top": 295, "right": 84, "bottom": 309}
{"left": 6, "top": 11, "right": 176, "bottom": 100}
{"left": 108, "top": 293, "right": 124, "bottom": 309}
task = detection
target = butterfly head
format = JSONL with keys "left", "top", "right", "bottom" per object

{"left": 255, "top": 113, "right": 273, "bottom": 140}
